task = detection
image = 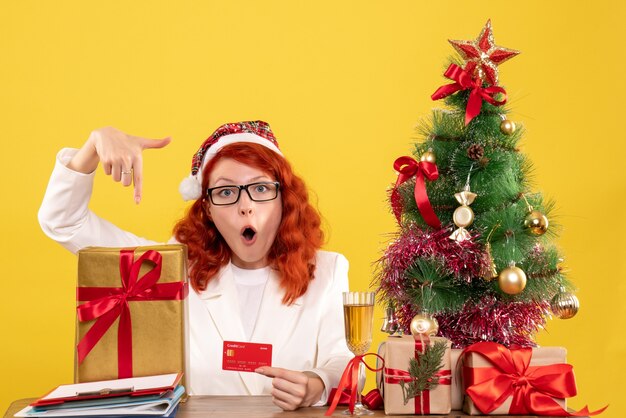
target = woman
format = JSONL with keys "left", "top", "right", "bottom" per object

{"left": 38, "top": 121, "right": 353, "bottom": 411}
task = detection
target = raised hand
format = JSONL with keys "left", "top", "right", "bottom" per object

{"left": 67, "top": 127, "right": 171, "bottom": 203}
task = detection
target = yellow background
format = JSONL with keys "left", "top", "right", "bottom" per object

{"left": 1, "top": 1, "right": 624, "bottom": 415}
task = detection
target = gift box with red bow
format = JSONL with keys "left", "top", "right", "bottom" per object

{"left": 74, "top": 245, "right": 189, "bottom": 384}
{"left": 462, "top": 342, "right": 606, "bottom": 416}
{"left": 378, "top": 335, "right": 452, "bottom": 415}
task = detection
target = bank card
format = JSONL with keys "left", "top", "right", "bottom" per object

{"left": 222, "top": 341, "right": 272, "bottom": 372}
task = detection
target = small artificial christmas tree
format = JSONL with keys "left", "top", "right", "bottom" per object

{"left": 375, "top": 20, "right": 580, "bottom": 348}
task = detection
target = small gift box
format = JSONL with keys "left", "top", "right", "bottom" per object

{"left": 75, "top": 245, "right": 189, "bottom": 384}
{"left": 462, "top": 342, "right": 572, "bottom": 416}
{"left": 379, "top": 335, "right": 452, "bottom": 415}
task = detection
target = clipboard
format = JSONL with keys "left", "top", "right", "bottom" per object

{"left": 30, "top": 373, "right": 183, "bottom": 407}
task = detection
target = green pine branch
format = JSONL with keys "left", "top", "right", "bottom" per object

{"left": 399, "top": 340, "right": 448, "bottom": 405}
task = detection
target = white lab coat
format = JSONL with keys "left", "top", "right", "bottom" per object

{"left": 38, "top": 148, "right": 353, "bottom": 401}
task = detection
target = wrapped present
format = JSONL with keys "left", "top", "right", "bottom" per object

{"left": 75, "top": 245, "right": 189, "bottom": 384}
{"left": 462, "top": 342, "right": 606, "bottom": 416}
{"left": 380, "top": 335, "right": 452, "bottom": 415}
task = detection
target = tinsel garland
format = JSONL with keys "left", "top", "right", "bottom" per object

{"left": 375, "top": 225, "right": 486, "bottom": 302}
{"left": 396, "top": 298, "right": 549, "bottom": 348}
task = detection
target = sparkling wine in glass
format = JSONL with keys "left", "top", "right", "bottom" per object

{"left": 342, "top": 291, "right": 375, "bottom": 416}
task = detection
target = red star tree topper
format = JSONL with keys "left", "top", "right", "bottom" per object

{"left": 449, "top": 19, "right": 520, "bottom": 86}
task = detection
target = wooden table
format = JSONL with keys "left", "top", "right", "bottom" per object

{"left": 2, "top": 397, "right": 585, "bottom": 418}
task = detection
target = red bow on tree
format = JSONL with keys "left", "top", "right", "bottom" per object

{"left": 431, "top": 63, "right": 507, "bottom": 125}
{"left": 391, "top": 156, "right": 441, "bottom": 229}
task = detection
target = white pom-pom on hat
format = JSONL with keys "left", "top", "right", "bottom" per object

{"left": 179, "top": 174, "right": 203, "bottom": 201}
{"left": 179, "top": 122, "right": 283, "bottom": 201}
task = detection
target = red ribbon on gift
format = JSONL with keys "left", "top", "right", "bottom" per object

{"left": 383, "top": 337, "right": 451, "bottom": 414}
{"left": 391, "top": 156, "right": 441, "bottom": 229}
{"left": 76, "top": 249, "right": 188, "bottom": 379}
{"left": 431, "top": 63, "right": 507, "bottom": 126}
{"left": 462, "top": 342, "right": 607, "bottom": 416}
{"left": 325, "top": 353, "right": 384, "bottom": 416}
{"left": 384, "top": 368, "right": 451, "bottom": 385}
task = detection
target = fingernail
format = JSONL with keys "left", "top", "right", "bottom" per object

{"left": 135, "top": 196, "right": 141, "bottom": 205}
{"left": 255, "top": 368, "right": 264, "bottom": 373}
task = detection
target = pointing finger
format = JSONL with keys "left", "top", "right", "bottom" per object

{"left": 133, "top": 156, "right": 143, "bottom": 204}
{"left": 137, "top": 136, "right": 172, "bottom": 150}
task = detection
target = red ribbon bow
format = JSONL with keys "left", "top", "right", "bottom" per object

{"left": 463, "top": 342, "right": 607, "bottom": 416}
{"left": 391, "top": 156, "right": 441, "bottom": 229}
{"left": 76, "top": 249, "right": 187, "bottom": 378}
{"left": 325, "top": 353, "right": 384, "bottom": 416}
{"left": 431, "top": 63, "right": 507, "bottom": 125}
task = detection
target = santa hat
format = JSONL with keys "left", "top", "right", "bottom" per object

{"left": 179, "top": 120, "right": 283, "bottom": 201}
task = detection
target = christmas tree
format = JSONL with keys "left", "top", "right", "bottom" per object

{"left": 375, "top": 20, "right": 580, "bottom": 348}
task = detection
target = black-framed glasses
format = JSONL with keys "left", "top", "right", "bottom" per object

{"left": 206, "top": 181, "right": 281, "bottom": 206}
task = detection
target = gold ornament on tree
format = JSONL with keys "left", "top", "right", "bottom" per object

{"left": 521, "top": 194, "right": 549, "bottom": 236}
{"left": 525, "top": 210, "right": 549, "bottom": 235}
{"left": 550, "top": 288, "right": 580, "bottom": 319}
{"left": 450, "top": 168, "right": 477, "bottom": 242}
{"left": 498, "top": 263, "right": 527, "bottom": 295}
{"left": 420, "top": 149, "right": 436, "bottom": 164}
{"left": 500, "top": 118, "right": 516, "bottom": 135}
{"left": 480, "top": 225, "right": 500, "bottom": 281}
{"left": 480, "top": 243, "right": 498, "bottom": 281}
{"left": 410, "top": 313, "right": 439, "bottom": 336}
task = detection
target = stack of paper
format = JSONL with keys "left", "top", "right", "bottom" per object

{"left": 15, "top": 374, "right": 185, "bottom": 418}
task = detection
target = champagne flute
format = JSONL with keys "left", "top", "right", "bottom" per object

{"left": 342, "top": 291, "right": 375, "bottom": 416}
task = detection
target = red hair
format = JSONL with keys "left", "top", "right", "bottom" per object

{"left": 173, "top": 143, "right": 324, "bottom": 305}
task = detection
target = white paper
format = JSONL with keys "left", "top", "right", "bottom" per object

{"left": 41, "top": 373, "right": 180, "bottom": 400}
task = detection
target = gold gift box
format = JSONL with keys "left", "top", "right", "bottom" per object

{"left": 462, "top": 346, "right": 567, "bottom": 415}
{"left": 74, "top": 245, "right": 188, "bottom": 385}
{"left": 378, "top": 335, "right": 452, "bottom": 415}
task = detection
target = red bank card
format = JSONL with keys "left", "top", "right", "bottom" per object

{"left": 222, "top": 341, "right": 272, "bottom": 372}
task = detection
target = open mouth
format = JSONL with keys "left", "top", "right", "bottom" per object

{"left": 241, "top": 226, "right": 257, "bottom": 243}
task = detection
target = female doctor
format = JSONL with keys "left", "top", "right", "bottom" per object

{"left": 38, "top": 121, "right": 353, "bottom": 411}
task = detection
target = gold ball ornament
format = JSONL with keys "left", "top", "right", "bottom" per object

{"left": 500, "top": 119, "right": 516, "bottom": 135}
{"left": 410, "top": 314, "right": 439, "bottom": 336}
{"left": 524, "top": 210, "right": 549, "bottom": 235}
{"left": 550, "top": 292, "right": 580, "bottom": 319}
{"left": 420, "top": 151, "right": 436, "bottom": 164}
{"left": 498, "top": 266, "right": 527, "bottom": 295}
